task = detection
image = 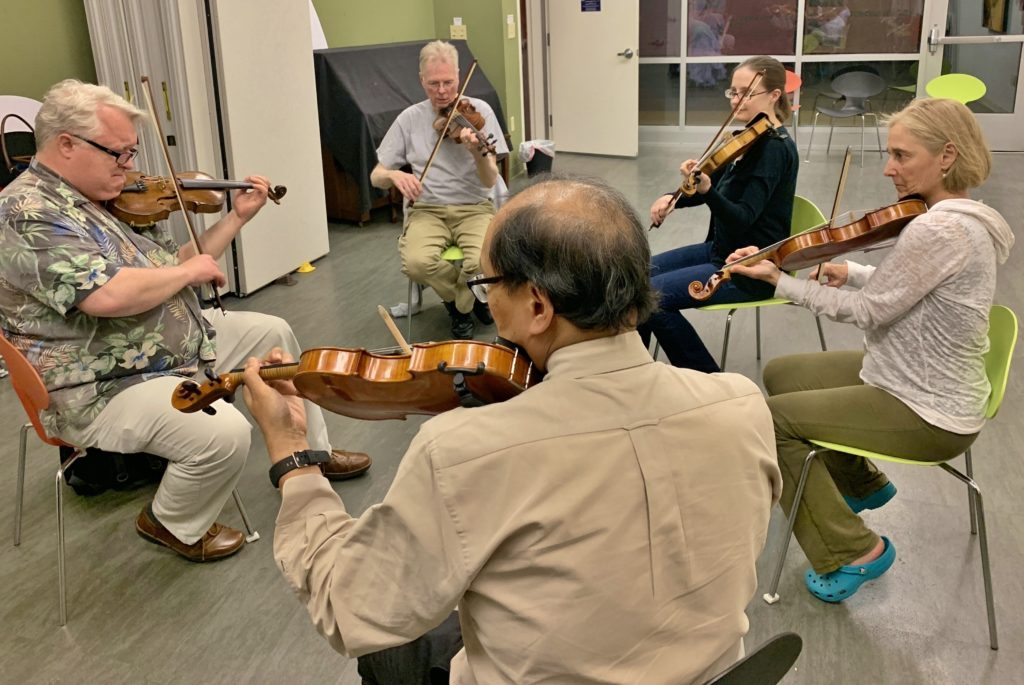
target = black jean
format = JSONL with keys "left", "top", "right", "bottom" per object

{"left": 357, "top": 612, "right": 463, "bottom": 685}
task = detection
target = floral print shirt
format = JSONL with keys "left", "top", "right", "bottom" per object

{"left": 0, "top": 159, "right": 216, "bottom": 436}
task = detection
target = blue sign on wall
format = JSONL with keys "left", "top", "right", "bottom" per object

{"left": 581, "top": 0, "right": 601, "bottom": 11}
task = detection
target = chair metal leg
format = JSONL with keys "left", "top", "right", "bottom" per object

{"left": 55, "top": 449, "right": 81, "bottom": 627}
{"left": 406, "top": 278, "right": 415, "bottom": 342}
{"left": 938, "top": 462, "right": 998, "bottom": 650}
{"left": 805, "top": 112, "right": 820, "bottom": 162}
{"left": 860, "top": 115, "right": 866, "bottom": 167}
{"left": 870, "top": 112, "right": 883, "bottom": 159}
{"left": 755, "top": 307, "right": 762, "bottom": 361}
{"left": 231, "top": 489, "right": 260, "bottom": 543}
{"left": 826, "top": 121, "right": 835, "bottom": 158}
{"left": 964, "top": 448, "right": 978, "bottom": 534}
{"left": 720, "top": 309, "right": 736, "bottom": 371}
{"left": 814, "top": 315, "right": 828, "bottom": 351}
{"left": 764, "top": 449, "right": 822, "bottom": 604}
{"left": 14, "top": 423, "right": 28, "bottom": 546}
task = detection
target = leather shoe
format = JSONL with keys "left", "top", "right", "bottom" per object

{"left": 135, "top": 504, "right": 244, "bottom": 562}
{"left": 443, "top": 301, "right": 475, "bottom": 340}
{"left": 472, "top": 299, "right": 494, "bottom": 326}
{"left": 321, "top": 449, "right": 372, "bottom": 481}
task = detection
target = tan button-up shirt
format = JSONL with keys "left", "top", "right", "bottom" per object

{"left": 274, "top": 332, "right": 781, "bottom": 684}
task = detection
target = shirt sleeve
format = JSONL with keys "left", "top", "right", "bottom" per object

{"left": 3, "top": 215, "right": 121, "bottom": 316}
{"left": 273, "top": 432, "right": 471, "bottom": 657}
{"left": 774, "top": 217, "right": 967, "bottom": 329}
{"left": 376, "top": 111, "right": 411, "bottom": 170}
{"left": 843, "top": 259, "right": 876, "bottom": 289}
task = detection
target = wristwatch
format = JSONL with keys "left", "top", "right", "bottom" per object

{"left": 269, "top": 450, "right": 331, "bottom": 488}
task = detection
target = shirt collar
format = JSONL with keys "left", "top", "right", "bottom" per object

{"left": 29, "top": 158, "right": 92, "bottom": 207}
{"left": 542, "top": 331, "right": 654, "bottom": 380}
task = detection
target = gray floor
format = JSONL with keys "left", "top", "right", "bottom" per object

{"left": 1, "top": 145, "right": 1022, "bottom": 685}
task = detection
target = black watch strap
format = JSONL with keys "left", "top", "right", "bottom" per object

{"left": 269, "top": 450, "right": 331, "bottom": 488}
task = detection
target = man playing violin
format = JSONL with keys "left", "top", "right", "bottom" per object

{"left": 246, "top": 175, "right": 781, "bottom": 684}
{"left": 641, "top": 55, "right": 798, "bottom": 372}
{"left": 0, "top": 79, "right": 370, "bottom": 563}
{"left": 370, "top": 40, "right": 508, "bottom": 340}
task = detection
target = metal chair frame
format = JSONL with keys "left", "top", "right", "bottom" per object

{"left": 804, "top": 71, "right": 886, "bottom": 167}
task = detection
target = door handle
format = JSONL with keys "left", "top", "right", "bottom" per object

{"left": 617, "top": 48, "right": 635, "bottom": 59}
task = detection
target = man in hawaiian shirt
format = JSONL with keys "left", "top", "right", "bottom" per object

{"left": 0, "top": 79, "right": 370, "bottom": 562}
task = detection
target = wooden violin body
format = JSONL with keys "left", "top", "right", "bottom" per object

{"left": 434, "top": 99, "right": 497, "bottom": 156}
{"left": 171, "top": 340, "right": 541, "bottom": 421}
{"left": 108, "top": 171, "right": 286, "bottom": 227}
{"left": 681, "top": 113, "right": 774, "bottom": 197}
{"left": 688, "top": 198, "right": 929, "bottom": 301}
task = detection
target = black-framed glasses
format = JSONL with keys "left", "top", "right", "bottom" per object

{"left": 70, "top": 134, "right": 139, "bottom": 165}
{"left": 724, "top": 88, "right": 770, "bottom": 100}
{"left": 467, "top": 274, "right": 504, "bottom": 303}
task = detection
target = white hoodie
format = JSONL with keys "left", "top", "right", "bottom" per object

{"left": 776, "top": 198, "right": 1014, "bottom": 433}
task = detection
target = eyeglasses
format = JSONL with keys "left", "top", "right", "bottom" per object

{"left": 467, "top": 273, "right": 504, "bottom": 303}
{"left": 424, "top": 79, "right": 457, "bottom": 92}
{"left": 70, "top": 134, "right": 139, "bottom": 165}
{"left": 724, "top": 88, "right": 770, "bottom": 100}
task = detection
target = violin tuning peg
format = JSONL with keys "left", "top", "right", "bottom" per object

{"left": 223, "top": 394, "right": 234, "bottom": 404}
{"left": 203, "top": 367, "right": 218, "bottom": 382}
{"left": 201, "top": 406, "right": 217, "bottom": 416}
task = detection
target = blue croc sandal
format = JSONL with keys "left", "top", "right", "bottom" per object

{"left": 804, "top": 537, "right": 896, "bottom": 603}
{"left": 843, "top": 482, "right": 897, "bottom": 514}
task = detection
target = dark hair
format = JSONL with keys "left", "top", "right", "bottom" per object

{"left": 488, "top": 174, "right": 657, "bottom": 332}
{"left": 738, "top": 56, "right": 790, "bottom": 122}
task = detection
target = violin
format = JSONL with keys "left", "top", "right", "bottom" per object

{"left": 687, "top": 198, "right": 929, "bottom": 301}
{"left": 433, "top": 99, "right": 497, "bottom": 156}
{"left": 108, "top": 171, "right": 287, "bottom": 227}
{"left": 170, "top": 339, "right": 542, "bottom": 421}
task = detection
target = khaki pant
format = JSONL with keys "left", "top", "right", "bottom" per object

{"left": 764, "top": 351, "right": 978, "bottom": 573}
{"left": 399, "top": 202, "right": 494, "bottom": 314}
{"left": 62, "top": 309, "right": 332, "bottom": 545}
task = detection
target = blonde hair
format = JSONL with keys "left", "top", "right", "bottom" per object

{"left": 419, "top": 40, "right": 459, "bottom": 75}
{"left": 737, "top": 56, "right": 790, "bottom": 123}
{"left": 35, "top": 79, "right": 147, "bottom": 149}
{"left": 884, "top": 98, "right": 991, "bottom": 192}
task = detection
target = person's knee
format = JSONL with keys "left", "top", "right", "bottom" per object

{"left": 403, "top": 253, "right": 435, "bottom": 282}
{"left": 763, "top": 357, "right": 785, "bottom": 395}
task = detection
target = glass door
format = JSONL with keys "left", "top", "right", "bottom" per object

{"left": 920, "top": 0, "right": 1024, "bottom": 151}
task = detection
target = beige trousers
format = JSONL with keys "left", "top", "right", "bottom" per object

{"left": 62, "top": 309, "right": 332, "bottom": 544}
{"left": 399, "top": 202, "right": 494, "bottom": 314}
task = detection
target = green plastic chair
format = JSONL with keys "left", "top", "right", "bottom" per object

{"left": 405, "top": 244, "right": 464, "bottom": 341}
{"left": 762, "top": 305, "right": 1018, "bottom": 652}
{"left": 653, "top": 196, "right": 829, "bottom": 370}
{"left": 925, "top": 73, "right": 987, "bottom": 105}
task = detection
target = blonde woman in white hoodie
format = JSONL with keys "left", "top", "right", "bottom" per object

{"left": 728, "top": 97, "right": 1014, "bottom": 603}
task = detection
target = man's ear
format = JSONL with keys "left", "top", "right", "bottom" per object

{"left": 525, "top": 283, "right": 555, "bottom": 336}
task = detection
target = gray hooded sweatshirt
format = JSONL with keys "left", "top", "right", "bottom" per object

{"left": 776, "top": 198, "right": 1014, "bottom": 434}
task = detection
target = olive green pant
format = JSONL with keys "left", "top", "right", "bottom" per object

{"left": 764, "top": 351, "right": 978, "bottom": 574}
{"left": 400, "top": 201, "right": 494, "bottom": 314}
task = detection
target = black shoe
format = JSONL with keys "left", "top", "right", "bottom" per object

{"left": 472, "top": 299, "right": 494, "bottom": 325}
{"left": 443, "top": 301, "right": 475, "bottom": 339}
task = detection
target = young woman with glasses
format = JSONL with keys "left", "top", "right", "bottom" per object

{"left": 639, "top": 55, "right": 798, "bottom": 373}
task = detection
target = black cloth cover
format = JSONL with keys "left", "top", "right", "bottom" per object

{"left": 313, "top": 40, "right": 507, "bottom": 214}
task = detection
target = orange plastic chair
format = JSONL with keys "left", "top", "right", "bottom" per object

{"left": 785, "top": 70, "right": 802, "bottom": 144}
{"left": 2, "top": 332, "right": 259, "bottom": 625}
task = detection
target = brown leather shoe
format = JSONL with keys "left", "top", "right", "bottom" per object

{"left": 321, "top": 449, "right": 371, "bottom": 481}
{"left": 135, "top": 505, "right": 244, "bottom": 562}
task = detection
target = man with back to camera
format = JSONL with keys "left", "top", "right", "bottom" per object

{"left": 245, "top": 175, "right": 782, "bottom": 683}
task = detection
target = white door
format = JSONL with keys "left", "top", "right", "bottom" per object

{"left": 547, "top": 0, "right": 639, "bottom": 156}
{"left": 921, "top": 0, "right": 1024, "bottom": 151}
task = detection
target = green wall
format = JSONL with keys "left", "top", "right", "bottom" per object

{"left": 311, "top": 0, "right": 436, "bottom": 47}
{"left": 0, "top": 0, "right": 96, "bottom": 100}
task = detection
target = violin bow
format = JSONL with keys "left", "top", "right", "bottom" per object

{"left": 377, "top": 305, "right": 413, "bottom": 355}
{"left": 651, "top": 69, "right": 765, "bottom": 230}
{"left": 414, "top": 60, "right": 479, "bottom": 200}
{"left": 139, "top": 75, "right": 225, "bottom": 312}
{"left": 817, "top": 147, "right": 853, "bottom": 283}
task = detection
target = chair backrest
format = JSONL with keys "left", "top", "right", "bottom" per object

{"left": 830, "top": 71, "right": 887, "bottom": 108}
{"left": 983, "top": 305, "right": 1018, "bottom": 419}
{"left": 790, "top": 195, "right": 827, "bottom": 237}
{"left": 925, "top": 73, "right": 987, "bottom": 104}
{"left": 0, "top": 332, "right": 67, "bottom": 446}
{"left": 784, "top": 70, "right": 801, "bottom": 95}
{"left": 702, "top": 632, "right": 802, "bottom": 685}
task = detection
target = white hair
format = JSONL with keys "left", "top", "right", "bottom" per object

{"left": 419, "top": 40, "right": 459, "bottom": 74}
{"left": 35, "top": 79, "right": 147, "bottom": 148}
